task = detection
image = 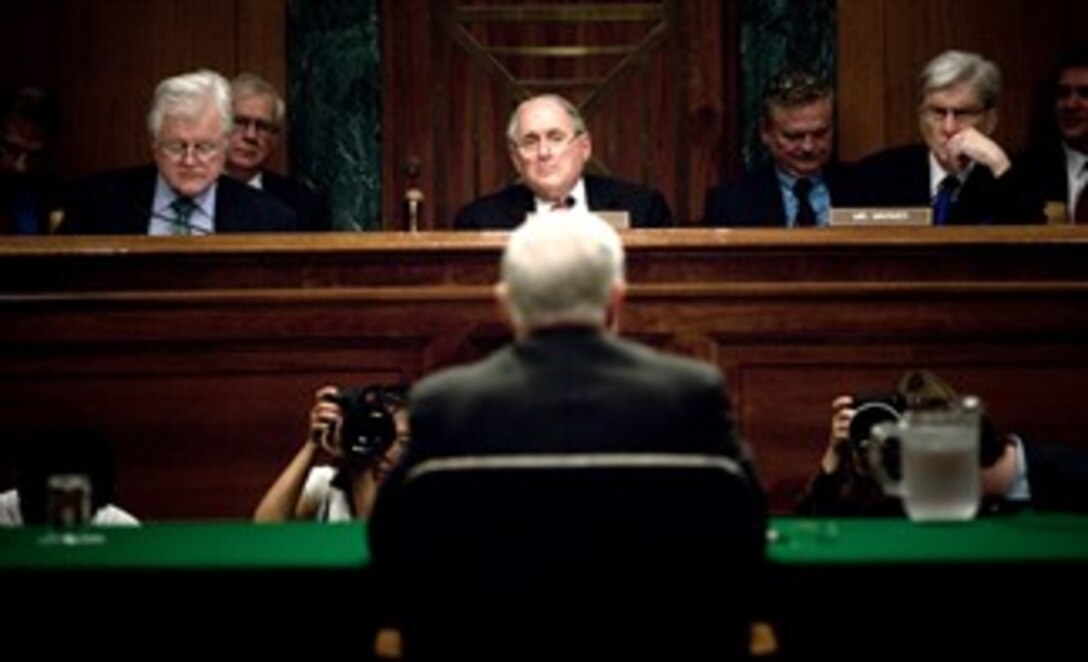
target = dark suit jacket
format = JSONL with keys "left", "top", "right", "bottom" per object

{"left": 1024, "top": 442, "right": 1088, "bottom": 513}
{"left": 60, "top": 165, "right": 300, "bottom": 234}
{"left": 854, "top": 143, "right": 1044, "bottom": 224}
{"left": 702, "top": 163, "right": 859, "bottom": 227}
{"left": 452, "top": 174, "right": 672, "bottom": 229}
{"left": 379, "top": 327, "right": 756, "bottom": 485}
{"left": 1015, "top": 143, "right": 1080, "bottom": 223}
{"left": 369, "top": 327, "right": 764, "bottom": 660}
{"left": 262, "top": 170, "right": 330, "bottom": 231}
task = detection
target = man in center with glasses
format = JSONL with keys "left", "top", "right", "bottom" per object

{"left": 61, "top": 69, "right": 298, "bottom": 234}
{"left": 854, "top": 50, "right": 1043, "bottom": 224}
{"left": 453, "top": 93, "right": 672, "bottom": 229}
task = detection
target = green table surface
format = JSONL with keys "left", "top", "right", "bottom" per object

{"left": 6, "top": 515, "right": 1088, "bottom": 571}
{"left": 0, "top": 520, "right": 369, "bottom": 570}
{"left": 769, "top": 513, "right": 1088, "bottom": 565}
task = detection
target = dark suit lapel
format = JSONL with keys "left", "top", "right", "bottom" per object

{"left": 124, "top": 166, "right": 157, "bottom": 233}
{"left": 755, "top": 168, "right": 787, "bottom": 226}
{"left": 507, "top": 185, "right": 535, "bottom": 226}
{"left": 214, "top": 177, "right": 241, "bottom": 232}
{"left": 584, "top": 175, "right": 609, "bottom": 211}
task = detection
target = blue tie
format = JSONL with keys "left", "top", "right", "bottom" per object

{"left": 932, "top": 176, "right": 960, "bottom": 225}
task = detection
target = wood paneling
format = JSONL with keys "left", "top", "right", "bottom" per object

{"left": 381, "top": 0, "right": 729, "bottom": 228}
{"left": 4, "top": 228, "right": 1088, "bottom": 518}
{"left": 0, "top": 1, "right": 285, "bottom": 181}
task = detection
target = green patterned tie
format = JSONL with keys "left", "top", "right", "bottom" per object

{"left": 170, "top": 197, "right": 196, "bottom": 235}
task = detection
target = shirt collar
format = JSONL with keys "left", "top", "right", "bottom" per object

{"left": 534, "top": 178, "right": 588, "bottom": 213}
{"left": 928, "top": 151, "right": 974, "bottom": 196}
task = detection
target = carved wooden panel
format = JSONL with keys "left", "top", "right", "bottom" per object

{"left": 382, "top": 0, "right": 731, "bottom": 228}
{"left": 4, "top": 228, "right": 1088, "bottom": 517}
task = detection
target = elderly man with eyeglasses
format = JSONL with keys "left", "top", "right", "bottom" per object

{"left": 453, "top": 93, "right": 672, "bottom": 230}
{"left": 853, "top": 50, "right": 1043, "bottom": 225}
{"left": 60, "top": 69, "right": 299, "bottom": 235}
{"left": 225, "top": 73, "right": 330, "bottom": 231}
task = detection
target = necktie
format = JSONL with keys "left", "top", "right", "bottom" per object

{"left": 551, "top": 195, "right": 575, "bottom": 212}
{"left": 170, "top": 197, "right": 196, "bottom": 235}
{"left": 793, "top": 178, "right": 816, "bottom": 227}
{"left": 932, "top": 175, "right": 960, "bottom": 225}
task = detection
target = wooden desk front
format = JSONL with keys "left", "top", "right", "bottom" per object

{"left": 3, "top": 227, "right": 1087, "bottom": 517}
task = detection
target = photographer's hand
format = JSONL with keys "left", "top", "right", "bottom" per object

{"left": 254, "top": 385, "right": 343, "bottom": 523}
{"left": 311, "top": 386, "right": 346, "bottom": 458}
{"left": 821, "top": 395, "right": 856, "bottom": 474}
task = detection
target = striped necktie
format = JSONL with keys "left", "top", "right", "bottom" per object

{"left": 170, "top": 197, "right": 197, "bottom": 235}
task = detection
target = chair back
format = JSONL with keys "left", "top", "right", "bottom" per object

{"left": 377, "top": 452, "right": 766, "bottom": 661}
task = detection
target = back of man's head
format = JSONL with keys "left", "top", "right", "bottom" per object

{"left": 499, "top": 212, "right": 625, "bottom": 332}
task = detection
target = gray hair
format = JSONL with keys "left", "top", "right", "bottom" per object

{"left": 505, "top": 94, "right": 588, "bottom": 146}
{"left": 230, "top": 72, "right": 286, "bottom": 126}
{"left": 147, "top": 69, "right": 232, "bottom": 138}
{"left": 500, "top": 212, "right": 625, "bottom": 330}
{"left": 919, "top": 50, "right": 1001, "bottom": 109}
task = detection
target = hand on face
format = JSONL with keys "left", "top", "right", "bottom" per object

{"left": 939, "top": 126, "right": 1010, "bottom": 177}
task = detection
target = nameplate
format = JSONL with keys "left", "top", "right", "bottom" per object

{"left": 525, "top": 210, "right": 630, "bottom": 230}
{"left": 829, "top": 207, "right": 932, "bottom": 226}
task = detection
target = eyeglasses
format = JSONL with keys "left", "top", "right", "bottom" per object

{"left": 921, "top": 104, "right": 987, "bottom": 124}
{"left": 514, "top": 130, "right": 583, "bottom": 156}
{"left": 157, "top": 140, "right": 222, "bottom": 163}
{"left": 232, "top": 116, "right": 280, "bottom": 135}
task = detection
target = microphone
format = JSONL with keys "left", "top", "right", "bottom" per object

{"left": 403, "top": 157, "right": 424, "bottom": 232}
{"left": 405, "top": 189, "right": 424, "bottom": 233}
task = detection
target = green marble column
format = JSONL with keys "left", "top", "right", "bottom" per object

{"left": 287, "top": 0, "right": 381, "bottom": 231}
{"left": 740, "top": 0, "right": 836, "bottom": 170}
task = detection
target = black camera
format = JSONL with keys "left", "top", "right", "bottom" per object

{"left": 847, "top": 392, "right": 905, "bottom": 453}
{"left": 325, "top": 386, "right": 400, "bottom": 464}
{"left": 848, "top": 392, "right": 905, "bottom": 479}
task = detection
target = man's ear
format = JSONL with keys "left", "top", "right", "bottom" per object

{"left": 605, "top": 280, "right": 626, "bottom": 332}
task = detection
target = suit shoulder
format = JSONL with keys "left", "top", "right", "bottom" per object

{"left": 218, "top": 176, "right": 301, "bottom": 231}
{"left": 453, "top": 184, "right": 528, "bottom": 230}
{"left": 615, "top": 337, "right": 724, "bottom": 386}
